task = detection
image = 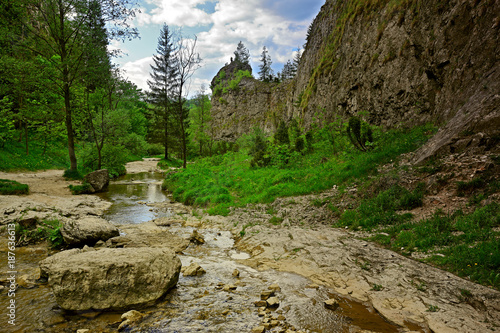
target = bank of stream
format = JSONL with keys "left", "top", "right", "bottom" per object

{"left": 1, "top": 160, "right": 499, "bottom": 333}
{"left": 0, "top": 169, "right": 414, "bottom": 333}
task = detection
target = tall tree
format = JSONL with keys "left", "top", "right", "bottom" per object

{"left": 21, "top": 0, "right": 139, "bottom": 171}
{"left": 174, "top": 35, "right": 201, "bottom": 168}
{"left": 188, "top": 85, "right": 212, "bottom": 156}
{"left": 292, "top": 47, "right": 302, "bottom": 76}
{"left": 258, "top": 46, "right": 273, "bottom": 82}
{"left": 234, "top": 41, "right": 250, "bottom": 66}
{"left": 148, "top": 24, "right": 179, "bottom": 160}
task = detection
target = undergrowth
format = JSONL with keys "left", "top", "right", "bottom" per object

{"left": 0, "top": 179, "right": 29, "bottom": 195}
{"left": 162, "top": 124, "right": 435, "bottom": 216}
{"left": 15, "top": 219, "right": 64, "bottom": 249}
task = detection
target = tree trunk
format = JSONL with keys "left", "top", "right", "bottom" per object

{"left": 64, "top": 83, "right": 77, "bottom": 171}
{"left": 164, "top": 109, "right": 169, "bottom": 160}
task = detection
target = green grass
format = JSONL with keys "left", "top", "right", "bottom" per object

{"left": 361, "top": 203, "right": 500, "bottom": 289}
{"left": 162, "top": 124, "right": 435, "bottom": 216}
{"left": 0, "top": 179, "right": 29, "bottom": 195}
{"left": 15, "top": 219, "right": 64, "bottom": 249}
{"left": 0, "top": 139, "right": 69, "bottom": 171}
{"left": 157, "top": 157, "right": 184, "bottom": 169}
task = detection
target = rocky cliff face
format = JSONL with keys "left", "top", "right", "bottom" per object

{"left": 210, "top": 0, "right": 499, "bottom": 160}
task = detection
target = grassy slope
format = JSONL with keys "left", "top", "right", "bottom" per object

{"left": 163, "top": 124, "right": 499, "bottom": 290}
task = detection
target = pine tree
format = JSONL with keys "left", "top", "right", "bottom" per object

{"left": 234, "top": 41, "right": 250, "bottom": 66}
{"left": 258, "top": 46, "right": 274, "bottom": 82}
{"left": 147, "top": 24, "right": 179, "bottom": 160}
{"left": 292, "top": 47, "right": 302, "bottom": 76}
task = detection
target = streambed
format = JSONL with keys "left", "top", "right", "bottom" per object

{"left": 0, "top": 171, "right": 417, "bottom": 333}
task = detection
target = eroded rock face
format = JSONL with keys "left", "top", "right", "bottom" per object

{"left": 210, "top": 0, "right": 499, "bottom": 159}
{"left": 39, "top": 247, "right": 181, "bottom": 311}
{"left": 84, "top": 169, "right": 110, "bottom": 193}
{"left": 60, "top": 217, "right": 119, "bottom": 247}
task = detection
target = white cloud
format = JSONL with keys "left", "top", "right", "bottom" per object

{"left": 121, "top": 0, "right": 322, "bottom": 96}
{"left": 138, "top": 0, "right": 212, "bottom": 27}
{"left": 120, "top": 57, "right": 154, "bottom": 91}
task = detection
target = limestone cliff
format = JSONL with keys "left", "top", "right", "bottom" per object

{"left": 210, "top": 0, "right": 499, "bottom": 160}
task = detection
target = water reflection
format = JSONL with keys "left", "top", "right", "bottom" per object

{"left": 97, "top": 172, "right": 168, "bottom": 224}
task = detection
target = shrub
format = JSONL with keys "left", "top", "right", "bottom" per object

{"left": 275, "top": 120, "right": 290, "bottom": 146}
{"left": 295, "top": 137, "right": 305, "bottom": 153}
{"left": 0, "top": 179, "right": 29, "bottom": 195}
{"left": 63, "top": 169, "right": 82, "bottom": 180}
{"left": 15, "top": 219, "right": 64, "bottom": 248}
{"left": 68, "top": 183, "right": 93, "bottom": 195}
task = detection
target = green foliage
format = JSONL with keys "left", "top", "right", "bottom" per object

{"left": 275, "top": 121, "right": 290, "bottom": 146}
{"left": 0, "top": 138, "right": 69, "bottom": 172}
{"left": 68, "top": 182, "right": 93, "bottom": 195}
{"left": 347, "top": 116, "right": 373, "bottom": 152}
{"left": 364, "top": 203, "right": 500, "bottom": 289}
{"left": 163, "top": 124, "right": 434, "bottom": 216}
{"left": 0, "top": 179, "right": 29, "bottom": 195}
{"left": 15, "top": 219, "right": 64, "bottom": 249}
{"left": 294, "top": 137, "right": 305, "bottom": 153}
{"left": 63, "top": 169, "right": 83, "bottom": 180}
{"left": 338, "top": 183, "right": 425, "bottom": 230}
{"left": 212, "top": 70, "right": 252, "bottom": 96}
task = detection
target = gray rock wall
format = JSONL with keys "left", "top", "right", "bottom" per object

{"left": 210, "top": 0, "right": 499, "bottom": 158}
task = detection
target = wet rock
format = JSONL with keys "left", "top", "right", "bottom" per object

{"left": 154, "top": 217, "right": 173, "bottom": 226}
{"left": 306, "top": 284, "right": 320, "bottom": 289}
{"left": 106, "top": 236, "right": 132, "bottom": 248}
{"left": 252, "top": 326, "right": 266, "bottom": 333}
{"left": 261, "top": 290, "right": 274, "bottom": 300}
{"left": 118, "top": 310, "right": 144, "bottom": 331}
{"left": 223, "top": 284, "right": 237, "bottom": 292}
{"left": 18, "top": 217, "right": 38, "bottom": 229}
{"left": 117, "top": 222, "right": 189, "bottom": 253}
{"left": 39, "top": 247, "right": 181, "bottom": 311}
{"left": 268, "top": 283, "right": 281, "bottom": 292}
{"left": 254, "top": 300, "right": 267, "bottom": 307}
{"left": 182, "top": 262, "right": 206, "bottom": 277}
{"left": 17, "top": 274, "right": 36, "bottom": 289}
{"left": 324, "top": 299, "right": 339, "bottom": 311}
{"left": 267, "top": 297, "right": 280, "bottom": 308}
{"left": 84, "top": 169, "right": 109, "bottom": 193}
{"left": 190, "top": 229, "right": 205, "bottom": 244}
{"left": 61, "top": 217, "right": 119, "bottom": 247}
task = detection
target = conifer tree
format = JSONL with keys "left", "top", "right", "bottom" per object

{"left": 258, "top": 46, "right": 274, "bottom": 82}
{"left": 234, "top": 41, "right": 250, "bottom": 66}
{"left": 148, "top": 24, "right": 179, "bottom": 160}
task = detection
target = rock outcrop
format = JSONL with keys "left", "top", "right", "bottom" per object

{"left": 39, "top": 247, "right": 181, "bottom": 311}
{"left": 210, "top": 0, "right": 499, "bottom": 160}
{"left": 61, "top": 217, "right": 119, "bottom": 247}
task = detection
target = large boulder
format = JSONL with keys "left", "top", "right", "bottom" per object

{"left": 84, "top": 169, "right": 110, "bottom": 193}
{"left": 39, "top": 247, "right": 181, "bottom": 311}
{"left": 61, "top": 217, "right": 119, "bottom": 247}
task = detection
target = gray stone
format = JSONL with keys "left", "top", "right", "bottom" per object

{"left": 182, "top": 262, "right": 206, "bottom": 277}
{"left": 39, "top": 247, "right": 181, "bottom": 311}
{"left": 324, "top": 299, "right": 339, "bottom": 311}
{"left": 84, "top": 169, "right": 110, "bottom": 193}
{"left": 61, "top": 217, "right": 119, "bottom": 246}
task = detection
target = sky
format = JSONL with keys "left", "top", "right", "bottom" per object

{"left": 111, "top": 0, "right": 325, "bottom": 97}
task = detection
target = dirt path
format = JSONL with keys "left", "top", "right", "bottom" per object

{"left": 1, "top": 159, "right": 499, "bottom": 332}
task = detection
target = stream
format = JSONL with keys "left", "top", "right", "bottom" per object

{"left": 1, "top": 172, "right": 416, "bottom": 333}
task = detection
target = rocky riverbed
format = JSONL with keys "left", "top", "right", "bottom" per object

{"left": 0, "top": 159, "right": 499, "bottom": 332}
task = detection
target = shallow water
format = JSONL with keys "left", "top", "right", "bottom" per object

{"left": 0, "top": 172, "right": 425, "bottom": 332}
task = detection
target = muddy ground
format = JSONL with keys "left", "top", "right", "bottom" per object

{"left": 1, "top": 159, "right": 499, "bottom": 333}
